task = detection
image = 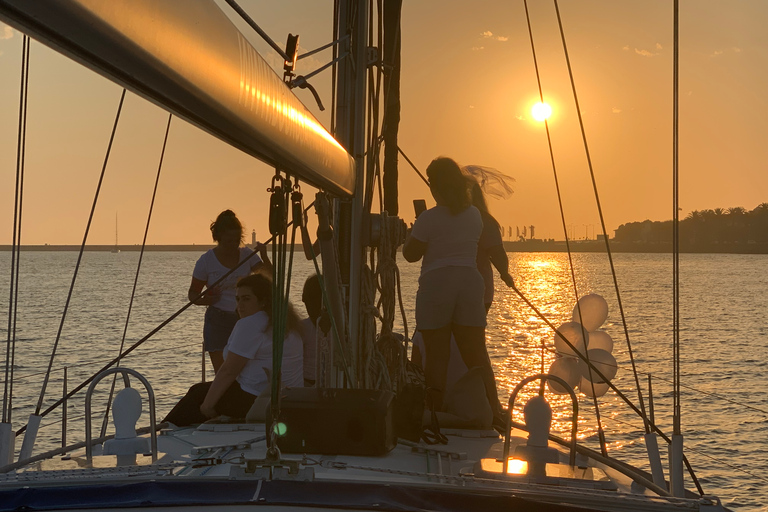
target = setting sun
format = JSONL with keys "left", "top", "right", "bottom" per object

{"left": 531, "top": 101, "right": 552, "bottom": 121}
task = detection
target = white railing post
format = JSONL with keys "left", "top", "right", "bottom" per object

{"left": 0, "top": 422, "right": 14, "bottom": 466}
{"left": 18, "top": 414, "right": 41, "bottom": 462}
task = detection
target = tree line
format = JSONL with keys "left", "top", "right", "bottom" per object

{"left": 613, "top": 203, "right": 768, "bottom": 245}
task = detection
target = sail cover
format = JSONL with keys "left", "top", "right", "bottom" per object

{"left": 0, "top": 0, "right": 355, "bottom": 196}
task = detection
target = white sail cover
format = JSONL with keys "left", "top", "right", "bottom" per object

{"left": 0, "top": 0, "right": 355, "bottom": 196}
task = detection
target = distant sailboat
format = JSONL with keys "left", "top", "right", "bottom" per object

{"left": 111, "top": 213, "right": 120, "bottom": 253}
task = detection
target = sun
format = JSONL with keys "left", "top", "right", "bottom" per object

{"left": 531, "top": 102, "right": 552, "bottom": 122}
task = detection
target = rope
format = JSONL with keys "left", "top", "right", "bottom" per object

{"left": 34, "top": 89, "right": 127, "bottom": 416}
{"left": 551, "top": 0, "right": 651, "bottom": 434}
{"left": 3, "top": 35, "right": 30, "bottom": 425}
{"left": 303, "top": 214, "right": 354, "bottom": 387}
{"left": 522, "top": 0, "right": 607, "bottom": 456}
{"left": 267, "top": 172, "right": 296, "bottom": 452}
{"left": 397, "top": 146, "right": 429, "bottom": 186}
{"left": 99, "top": 114, "right": 173, "bottom": 438}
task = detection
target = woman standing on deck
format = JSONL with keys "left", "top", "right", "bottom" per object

{"left": 402, "top": 157, "right": 498, "bottom": 414}
{"left": 464, "top": 169, "right": 515, "bottom": 311}
{"left": 188, "top": 210, "right": 268, "bottom": 373}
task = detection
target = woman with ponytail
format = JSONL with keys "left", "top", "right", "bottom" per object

{"left": 402, "top": 157, "right": 498, "bottom": 414}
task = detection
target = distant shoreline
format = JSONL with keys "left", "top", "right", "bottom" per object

{"left": 502, "top": 240, "right": 768, "bottom": 254}
{"left": 1, "top": 241, "right": 767, "bottom": 254}
{"left": 0, "top": 245, "right": 217, "bottom": 252}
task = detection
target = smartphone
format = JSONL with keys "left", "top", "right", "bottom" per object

{"left": 413, "top": 199, "right": 427, "bottom": 218}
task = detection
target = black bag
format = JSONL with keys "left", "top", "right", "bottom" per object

{"left": 393, "top": 361, "right": 426, "bottom": 442}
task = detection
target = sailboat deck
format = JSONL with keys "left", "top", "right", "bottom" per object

{"left": 0, "top": 423, "right": 722, "bottom": 512}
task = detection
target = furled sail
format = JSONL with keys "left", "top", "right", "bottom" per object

{"left": 0, "top": 0, "right": 355, "bottom": 196}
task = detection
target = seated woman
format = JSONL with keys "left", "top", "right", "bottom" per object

{"left": 164, "top": 274, "right": 303, "bottom": 427}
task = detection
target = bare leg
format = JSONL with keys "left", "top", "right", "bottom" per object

{"left": 420, "top": 326, "right": 452, "bottom": 410}
{"left": 209, "top": 351, "right": 224, "bottom": 374}
{"left": 452, "top": 324, "right": 502, "bottom": 415}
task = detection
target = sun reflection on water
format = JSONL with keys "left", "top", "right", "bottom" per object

{"left": 487, "top": 253, "right": 637, "bottom": 444}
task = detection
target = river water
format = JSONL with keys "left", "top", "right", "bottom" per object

{"left": 0, "top": 251, "right": 765, "bottom": 510}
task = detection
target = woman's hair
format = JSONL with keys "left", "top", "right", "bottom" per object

{"left": 236, "top": 273, "right": 302, "bottom": 334}
{"left": 210, "top": 210, "right": 244, "bottom": 242}
{"left": 469, "top": 181, "right": 489, "bottom": 214}
{"left": 426, "top": 157, "right": 471, "bottom": 214}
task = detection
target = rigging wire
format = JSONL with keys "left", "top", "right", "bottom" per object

{"left": 396, "top": 147, "right": 429, "bottom": 186}
{"left": 3, "top": 34, "right": 30, "bottom": 425}
{"left": 630, "top": 372, "right": 768, "bottom": 417}
{"left": 331, "top": 0, "right": 340, "bottom": 135}
{"left": 99, "top": 113, "right": 174, "bottom": 439}
{"left": 511, "top": 282, "right": 703, "bottom": 494}
{"left": 604, "top": 413, "right": 768, "bottom": 485}
{"left": 298, "top": 34, "right": 349, "bottom": 61}
{"left": 222, "top": 0, "right": 291, "bottom": 62}
{"left": 672, "top": 0, "right": 682, "bottom": 438}
{"left": 522, "top": 0, "right": 607, "bottom": 456}
{"left": 34, "top": 88, "right": 127, "bottom": 417}
{"left": 551, "top": 0, "right": 650, "bottom": 434}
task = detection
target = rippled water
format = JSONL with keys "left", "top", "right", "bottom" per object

{"left": 0, "top": 251, "right": 765, "bottom": 510}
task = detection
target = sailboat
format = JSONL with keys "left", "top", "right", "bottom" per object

{"left": 111, "top": 213, "right": 120, "bottom": 254}
{"left": 0, "top": 1, "right": 741, "bottom": 510}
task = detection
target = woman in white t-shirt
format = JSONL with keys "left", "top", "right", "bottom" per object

{"left": 188, "top": 210, "right": 268, "bottom": 373}
{"left": 402, "top": 157, "right": 496, "bottom": 413}
{"left": 164, "top": 273, "right": 303, "bottom": 426}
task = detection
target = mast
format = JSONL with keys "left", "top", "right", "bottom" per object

{"left": 333, "top": 0, "right": 368, "bottom": 386}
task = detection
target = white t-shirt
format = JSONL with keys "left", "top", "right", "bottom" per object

{"left": 192, "top": 247, "right": 262, "bottom": 312}
{"left": 299, "top": 317, "right": 317, "bottom": 382}
{"left": 223, "top": 311, "right": 304, "bottom": 396}
{"left": 410, "top": 205, "right": 482, "bottom": 276}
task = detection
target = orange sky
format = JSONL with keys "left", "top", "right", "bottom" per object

{"left": 0, "top": 0, "right": 766, "bottom": 245}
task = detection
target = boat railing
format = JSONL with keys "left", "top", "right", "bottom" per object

{"left": 502, "top": 373, "right": 578, "bottom": 468}
{"left": 84, "top": 368, "right": 158, "bottom": 464}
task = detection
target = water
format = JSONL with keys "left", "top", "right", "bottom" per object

{"left": 0, "top": 251, "right": 765, "bottom": 511}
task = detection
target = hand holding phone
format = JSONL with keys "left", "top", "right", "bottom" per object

{"left": 413, "top": 199, "right": 427, "bottom": 218}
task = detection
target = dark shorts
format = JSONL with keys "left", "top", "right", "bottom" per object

{"left": 416, "top": 266, "right": 486, "bottom": 329}
{"left": 203, "top": 306, "right": 239, "bottom": 352}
